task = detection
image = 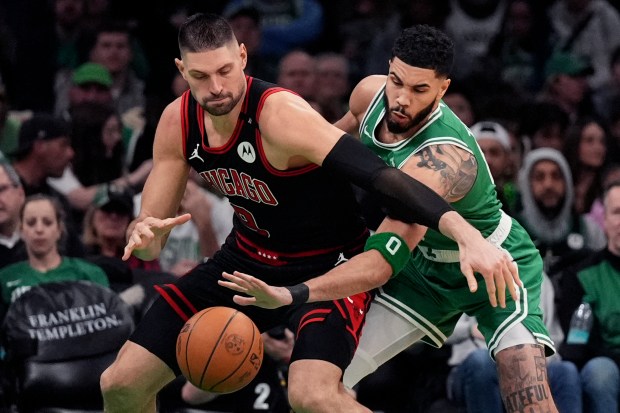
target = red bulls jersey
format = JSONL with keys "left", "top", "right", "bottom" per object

{"left": 181, "top": 77, "right": 367, "bottom": 261}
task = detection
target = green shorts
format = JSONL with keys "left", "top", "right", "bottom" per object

{"left": 375, "top": 216, "right": 555, "bottom": 357}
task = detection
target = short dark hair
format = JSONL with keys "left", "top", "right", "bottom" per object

{"left": 178, "top": 13, "right": 235, "bottom": 54}
{"left": 391, "top": 25, "right": 454, "bottom": 77}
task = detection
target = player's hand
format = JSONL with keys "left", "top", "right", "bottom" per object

{"left": 123, "top": 213, "right": 192, "bottom": 260}
{"left": 458, "top": 235, "right": 521, "bottom": 308}
{"left": 219, "top": 271, "right": 293, "bottom": 309}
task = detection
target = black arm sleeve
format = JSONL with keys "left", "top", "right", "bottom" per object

{"left": 322, "top": 134, "right": 454, "bottom": 231}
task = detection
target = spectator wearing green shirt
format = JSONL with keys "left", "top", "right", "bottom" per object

{"left": 0, "top": 194, "right": 108, "bottom": 310}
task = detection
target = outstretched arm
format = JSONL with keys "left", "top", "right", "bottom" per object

{"left": 219, "top": 217, "right": 424, "bottom": 308}
{"left": 123, "top": 99, "right": 192, "bottom": 261}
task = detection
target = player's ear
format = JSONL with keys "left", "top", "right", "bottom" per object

{"left": 438, "top": 78, "right": 451, "bottom": 100}
{"left": 175, "top": 58, "right": 186, "bottom": 77}
{"left": 239, "top": 43, "right": 248, "bottom": 70}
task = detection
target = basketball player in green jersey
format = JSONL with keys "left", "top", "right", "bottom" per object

{"left": 220, "top": 24, "right": 558, "bottom": 412}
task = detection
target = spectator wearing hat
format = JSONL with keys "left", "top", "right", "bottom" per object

{"left": 0, "top": 162, "right": 26, "bottom": 269}
{"left": 538, "top": 52, "right": 598, "bottom": 122}
{"left": 471, "top": 120, "right": 516, "bottom": 213}
{"left": 54, "top": 61, "right": 114, "bottom": 120}
{"left": 9, "top": 113, "right": 85, "bottom": 257}
{"left": 515, "top": 147, "right": 606, "bottom": 277}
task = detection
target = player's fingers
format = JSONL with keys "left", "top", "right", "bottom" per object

{"left": 167, "top": 213, "right": 192, "bottom": 227}
{"left": 217, "top": 280, "right": 248, "bottom": 293}
{"left": 505, "top": 263, "right": 519, "bottom": 302}
{"left": 510, "top": 259, "right": 523, "bottom": 287}
{"left": 122, "top": 240, "right": 135, "bottom": 261}
{"left": 461, "top": 264, "right": 478, "bottom": 293}
{"left": 495, "top": 270, "right": 507, "bottom": 308}
{"left": 232, "top": 295, "right": 257, "bottom": 306}
{"left": 485, "top": 276, "right": 498, "bottom": 308}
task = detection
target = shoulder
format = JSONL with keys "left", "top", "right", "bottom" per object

{"left": 64, "top": 257, "right": 105, "bottom": 273}
{"left": 157, "top": 96, "right": 184, "bottom": 134}
{"left": 349, "top": 75, "right": 386, "bottom": 119}
{"left": 0, "top": 261, "right": 28, "bottom": 276}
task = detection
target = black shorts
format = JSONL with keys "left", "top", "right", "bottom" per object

{"left": 130, "top": 234, "right": 373, "bottom": 376}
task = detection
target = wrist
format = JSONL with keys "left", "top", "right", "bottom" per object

{"left": 439, "top": 211, "right": 476, "bottom": 243}
{"left": 285, "top": 284, "right": 309, "bottom": 305}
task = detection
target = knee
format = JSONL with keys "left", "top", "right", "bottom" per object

{"left": 581, "top": 357, "right": 620, "bottom": 389}
{"left": 288, "top": 385, "right": 326, "bottom": 413}
{"left": 462, "top": 349, "right": 496, "bottom": 378}
{"left": 100, "top": 362, "right": 134, "bottom": 402}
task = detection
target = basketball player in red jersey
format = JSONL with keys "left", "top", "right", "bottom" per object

{"left": 101, "top": 13, "right": 518, "bottom": 413}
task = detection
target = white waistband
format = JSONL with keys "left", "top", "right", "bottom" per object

{"left": 418, "top": 210, "right": 512, "bottom": 263}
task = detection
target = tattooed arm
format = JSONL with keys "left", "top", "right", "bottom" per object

{"left": 402, "top": 143, "right": 477, "bottom": 203}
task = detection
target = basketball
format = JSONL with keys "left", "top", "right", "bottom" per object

{"left": 176, "top": 307, "right": 263, "bottom": 393}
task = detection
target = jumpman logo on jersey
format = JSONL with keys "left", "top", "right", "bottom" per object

{"left": 189, "top": 144, "right": 204, "bottom": 163}
{"left": 335, "top": 252, "right": 348, "bottom": 267}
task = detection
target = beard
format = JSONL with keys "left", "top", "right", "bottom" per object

{"left": 535, "top": 194, "right": 565, "bottom": 219}
{"left": 200, "top": 87, "right": 244, "bottom": 116}
{"left": 384, "top": 95, "right": 435, "bottom": 134}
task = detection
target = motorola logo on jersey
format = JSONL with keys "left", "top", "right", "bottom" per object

{"left": 237, "top": 141, "right": 256, "bottom": 163}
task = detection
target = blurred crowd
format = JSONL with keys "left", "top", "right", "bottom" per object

{"left": 1, "top": 0, "right": 620, "bottom": 412}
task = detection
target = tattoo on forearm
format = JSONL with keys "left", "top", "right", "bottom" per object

{"left": 415, "top": 144, "right": 477, "bottom": 201}
{"left": 497, "top": 344, "right": 553, "bottom": 413}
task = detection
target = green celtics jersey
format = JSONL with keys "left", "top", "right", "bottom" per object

{"left": 359, "top": 85, "right": 503, "bottom": 251}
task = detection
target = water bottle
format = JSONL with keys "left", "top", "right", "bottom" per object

{"left": 566, "top": 302, "right": 593, "bottom": 345}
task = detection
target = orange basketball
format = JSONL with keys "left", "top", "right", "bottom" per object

{"left": 176, "top": 307, "right": 263, "bottom": 393}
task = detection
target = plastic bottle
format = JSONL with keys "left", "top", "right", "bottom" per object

{"left": 566, "top": 302, "right": 593, "bottom": 345}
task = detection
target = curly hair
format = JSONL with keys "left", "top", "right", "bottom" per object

{"left": 392, "top": 24, "right": 454, "bottom": 77}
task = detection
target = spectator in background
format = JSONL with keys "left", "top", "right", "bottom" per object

{"left": 48, "top": 102, "right": 151, "bottom": 215}
{"left": 446, "top": 272, "right": 582, "bottom": 413}
{"left": 556, "top": 180, "right": 620, "bottom": 413}
{"left": 338, "top": 0, "right": 401, "bottom": 82}
{"left": 276, "top": 49, "right": 317, "bottom": 101}
{"left": 516, "top": 148, "right": 606, "bottom": 277}
{"left": 222, "top": 0, "right": 324, "bottom": 60}
{"left": 8, "top": 113, "right": 85, "bottom": 257}
{"left": 443, "top": 83, "right": 476, "bottom": 127}
{"left": 226, "top": 6, "right": 276, "bottom": 82}
{"left": 87, "top": 20, "right": 146, "bottom": 120}
{"left": 314, "top": 52, "right": 350, "bottom": 123}
{"left": 55, "top": 61, "right": 114, "bottom": 120}
{"left": 485, "top": 0, "right": 553, "bottom": 98}
{"left": 587, "top": 163, "right": 620, "bottom": 232}
{"left": 563, "top": 116, "right": 609, "bottom": 215}
{"left": 362, "top": 0, "right": 449, "bottom": 78}
{"left": 0, "top": 162, "right": 26, "bottom": 268}
{"left": 0, "top": 194, "right": 108, "bottom": 317}
{"left": 53, "top": 0, "right": 87, "bottom": 73}
{"left": 443, "top": 0, "right": 508, "bottom": 81}
{"left": 470, "top": 120, "right": 516, "bottom": 213}
{"left": 548, "top": 0, "right": 620, "bottom": 91}
{"left": 519, "top": 100, "right": 570, "bottom": 152}
{"left": 593, "top": 46, "right": 620, "bottom": 123}
{"left": 538, "top": 52, "right": 596, "bottom": 123}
